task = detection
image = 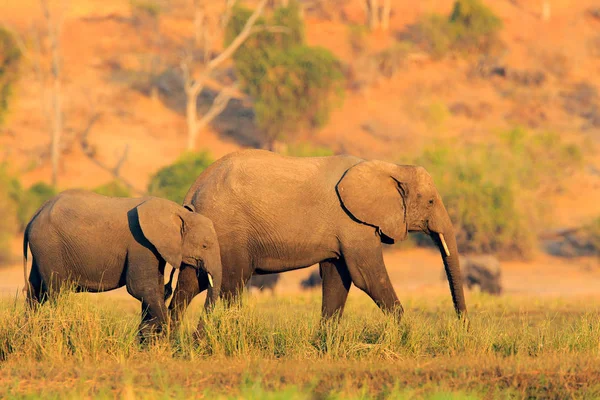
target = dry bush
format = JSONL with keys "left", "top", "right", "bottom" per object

{"left": 561, "top": 82, "right": 600, "bottom": 129}
{"left": 407, "top": 0, "right": 503, "bottom": 59}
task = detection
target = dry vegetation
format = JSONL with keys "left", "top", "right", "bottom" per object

{"left": 2, "top": 291, "right": 600, "bottom": 399}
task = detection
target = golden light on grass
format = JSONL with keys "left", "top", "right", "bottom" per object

{"left": 1, "top": 290, "right": 600, "bottom": 398}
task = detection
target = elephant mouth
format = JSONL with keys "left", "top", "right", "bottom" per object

{"left": 182, "top": 256, "right": 202, "bottom": 270}
{"left": 184, "top": 260, "right": 214, "bottom": 288}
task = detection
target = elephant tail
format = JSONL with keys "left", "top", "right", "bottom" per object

{"left": 22, "top": 222, "right": 30, "bottom": 296}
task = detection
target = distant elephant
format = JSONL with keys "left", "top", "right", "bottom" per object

{"left": 246, "top": 273, "right": 280, "bottom": 294}
{"left": 460, "top": 254, "right": 502, "bottom": 295}
{"left": 300, "top": 270, "right": 322, "bottom": 290}
{"left": 23, "top": 189, "right": 222, "bottom": 338}
{"left": 169, "top": 149, "right": 466, "bottom": 328}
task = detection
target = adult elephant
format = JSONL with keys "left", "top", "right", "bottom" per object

{"left": 169, "top": 149, "right": 466, "bottom": 327}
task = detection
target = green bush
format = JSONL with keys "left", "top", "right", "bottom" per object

{"left": 226, "top": 0, "right": 344, "bottom": 149}
{"left": 147, "top": 151, "right": 214, "bottom": 204}
{"left": 92, "top": 181, "right": 132, "bottom": 198}
{"left": 412, "top": 14, "right": 454, "bottom": 59}
{"left": 448, "top": 0, "right": 502, "bottom": 50}
{"left": 0, "top": 26, "right": 22, "bottom": 125}
{"left": 411, "top": 128, "right": 583, "bottom": 259}
{"left": 17, "top": 182, "right": 57, "bottom": 231}
{"left": 411, "top": 0, "right": 502, "bottom": 58}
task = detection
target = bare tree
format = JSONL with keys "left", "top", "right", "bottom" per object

{"left": 541, "top": 1, "right": 550, "bottom": 21}
{"left": 78, "top": 107, "right": 144, "bottom": 195}
{"left": 40, "top": 0, "right": 62, "bottom": 186}
{"left": 381, "top": 0, "right": 391, "bottom": 31}
{"left": 182, "top": 0, "right": 268, "bottom": 151}
{"left": 364, "top": 0, "right": 379, "bottom": 30}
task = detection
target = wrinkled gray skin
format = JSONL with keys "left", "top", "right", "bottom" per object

{"left": 169, "top": 149, "right": 467, "bottom": 327}
{"left": 23, "top": 189, "right": 222, "bottom": 339}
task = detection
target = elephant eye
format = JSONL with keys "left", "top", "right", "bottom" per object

{"left": 428, "top": 199, "right": 434, "bottom": 205}
{"left": 202, "top": 244, "right": 208, "bottom": 249}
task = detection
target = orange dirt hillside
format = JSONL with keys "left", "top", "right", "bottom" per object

{"left": 0, "top": 0, "right": 599, "bottom": 281}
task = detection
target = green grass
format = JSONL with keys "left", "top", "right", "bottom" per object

{"left": 1, "top": 291, "right": 600, "bottom": 398}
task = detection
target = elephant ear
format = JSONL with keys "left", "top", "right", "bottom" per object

{"left": 336, "top": 160, "right": 408, "bottom": 242}
{"left": 137, "top": 198, "right": 183, "bottom": 269}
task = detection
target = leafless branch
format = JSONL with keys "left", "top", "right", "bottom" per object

{"left": 113, "top": 145, "right": 129, "bottom": 177}
{"left": 78, "top": 112, "right": 145, "bottom": 195}
{"left": 183, "top": 0, "right": 267, "bottom": 150}
{"left": 205, "top": 0, "right": 268, "bottom": 73}
{"left": 196, "top": 84, "right": 238, "bottom": 130}
{"left": 40, "top": 0, "right": 63, "bottom": 186}
{"left": 221, "top": 0, "right": 237, "bottom": 28}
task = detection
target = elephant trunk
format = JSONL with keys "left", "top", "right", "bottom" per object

{"left": 203, "top": 246, "right": 222, "bottom": 311}
{"left": 430, "top": 204, "right": 467, "bottom": 318}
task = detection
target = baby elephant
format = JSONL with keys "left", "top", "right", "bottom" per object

{"left": 23, "top": 189, "right": 222, "bottom": 339}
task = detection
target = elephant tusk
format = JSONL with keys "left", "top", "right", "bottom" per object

{"left": 439, "top": 233, "right": 451, "bottom": 257}
{"left": 207, "top": 273, "right": 214, "bottom": 287}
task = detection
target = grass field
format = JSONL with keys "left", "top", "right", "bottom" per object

{"left": 1, "top": 290, "right": 600, "bottom": 399}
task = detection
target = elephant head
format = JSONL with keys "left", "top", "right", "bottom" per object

{"left": 336, "top": 161, "right": 467, "bottom": 318}
{"left": 137, "top": 199, "right": 222, "bottom": 305}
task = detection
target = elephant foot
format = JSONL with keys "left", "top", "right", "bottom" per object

{"left": 192, "top": 319, "right": 208, "bottom": 343}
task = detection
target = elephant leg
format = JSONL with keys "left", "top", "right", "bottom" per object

{"left": 320, "top": 258, "right": 351, "bottom": 321}
{"left": 26, "top": 260, "right": 49, "bottom": 310}
{"left": 168, "top": 267, "right": 202, "bottom": 328}
{"left": 342, "top": 244, "right": 404, "bottom": 322}
{"left": 126, "top": 257, "right": 168, "bottom": 342}
{"left": 219, "top": 250, "right": 252, "bottom": 308}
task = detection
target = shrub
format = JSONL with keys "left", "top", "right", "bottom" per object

{"left": 448, "top": 0, "right": 502, "bottom": 51}
{"left": 410, "top": 128, "right": 583, "bottom": 259}
{"left": 93, "top": 181, "right": 132, "bottom": 198}
{"left": 17, "top": 182, "right": 57, "bottom": 231}
{"left": 284, "top": 142, "right": 334, "bottom": 157}
{"left": 0, "top": 165, "right": 19, "bottom": 264}
{"left": 374, "top": 41, "right": 412, "bottom": 78}
{"left": 410, "top": 0, "right": 502, "bottom": 58}
{"left": 0, "top": 26, "right": 22, "bottom": 125}
{"left": 130, "top": 0, "right": 162, "bottom": 19}
{"left": 561, "top": 82, "right": 600, "bottom": 129}
{"left": 411, "top": 14, "right": 453, "bottom": 59}
{"left": 422, "top": 101, "right": 450, "bottom": 129}
{"left": 227, "top": 0, "right": 345, "bottom": 149}
{"left": 147, "top": 151, "right": 214, "bottom": 204}
{"left": 348, "top": 24, "right": 368, "bottom": 55}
